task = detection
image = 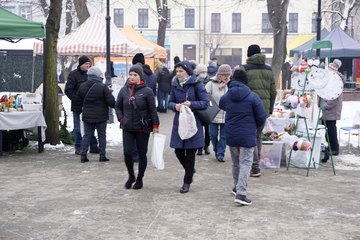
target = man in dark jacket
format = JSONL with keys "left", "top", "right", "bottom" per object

{"left": 77, "top": 66, "right": 115, "bottom": 163}
{"left": 156, "top": 64, "right": 172, "bottom": 113}
{"left": 241, "top": 44, "right": 277, "bottom": 177}
{"left": 65, "top": 55, "right": 98, "bottom": 155}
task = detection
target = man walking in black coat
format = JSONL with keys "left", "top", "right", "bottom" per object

{"left": 156, "top": 64, "right": 172, "bottom": 113}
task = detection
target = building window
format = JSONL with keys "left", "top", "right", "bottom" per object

{"left": 19, "top": 5, "right": 32, "bottom": 20}
{"left": 312, "top": 12, "right": 317, "bottom": 33}
{"left": 114, "top": 8, "right": 124, "bottom": 28}
{"left": 232, "top": 13, "right": 241, "bottom": 33}
{"left": 213, "top": 48, "right": 242, "bottom": 67}
{"left": 166, "top": 9, "right": 171, "bottom": 28}
{"left": 289, "top": 13, "right": 298, "bottom": 33}
{"left": 185, "top": 8, "right": 195, "bottom": 28}
{"left": 262, "top": 13, "right": 272, "bottom": 33}
{"left": 211, "top": 13, "right": 221, "bottom": 33}
{"left": 138, "top": 8, "right": 148, "bottom": 28}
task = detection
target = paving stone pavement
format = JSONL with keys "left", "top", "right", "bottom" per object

{"left": 1, "top": 112, "right": 360, "bottom": 240}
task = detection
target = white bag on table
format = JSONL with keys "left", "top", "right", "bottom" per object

{"left": 178, "top": 105, "right": 198, "bottom": 140}
{"left": 151, "top": 133, "right": 166, "bottom": 170}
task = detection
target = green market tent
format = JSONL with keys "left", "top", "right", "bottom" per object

{"left": 0, "top": 7, "right": 45, "bottom": 40}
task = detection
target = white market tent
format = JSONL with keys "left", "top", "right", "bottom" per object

{"left": 34, "top": 13, "right": 154, "bottom": 56}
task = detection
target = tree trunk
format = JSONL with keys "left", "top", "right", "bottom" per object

{"left": 44, "top": 0, "right": 62, "bottom": 145}
{"left": 73, "top": 0, "right": 90, "bottom": 24}
{"left": 267, "top": 0, "right": 289, "bottom": 88}
{"left": 155, "top": 0, "right": 168, "bottom": 47}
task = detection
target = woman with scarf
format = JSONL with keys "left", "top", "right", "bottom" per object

{"left": 205, "top": 64, "right": 232, "bottom": 162}
{"left": 115, "top": 63, "right": 159, "bottom": 190}
{"left": 168, "top": 61, "right": 209, "bottom": 193}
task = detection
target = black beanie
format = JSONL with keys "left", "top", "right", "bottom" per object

{"left": 129, "top": 63, "right": 143, "bottom": 79}
{"left": 174, "top": 56, "right": 181, "bottom": 65}
{"left": 132, "top": 53, "right": 145, "bottom": 65}
{"left": 78, "top": 55, "right": 91, "bottom": 66}
{"left": 247, "top": 44, "right": 261, "bottom": 57}
{"left": 232, "top": 69, "right": 248, "bottom": 85}
{"left": 175, "top": 60, "right": 193, "bottom": 76}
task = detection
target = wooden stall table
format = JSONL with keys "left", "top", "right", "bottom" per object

{"left": 0, "top": 111, "right": 47, "bottom": 155}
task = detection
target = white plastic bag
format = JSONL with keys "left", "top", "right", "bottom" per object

{"left": 151, "top": 133, "right": 166, "bottom": 170}
{"left": 178, "top": 105, "right": 198, "bottom": 140}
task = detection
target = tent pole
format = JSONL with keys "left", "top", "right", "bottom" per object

{"left": 316, "top": 0, "right": 322, "bottom": 57}
{"left": 31, "top": 53, "right": 36, "bottom": 92}
{"left": 42, "top": 38, "right": 46, "bottom": 110}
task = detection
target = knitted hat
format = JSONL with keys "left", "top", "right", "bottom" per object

{"left": 87, "top": 66, "right": 103, "bottom": 78}
{"left": 194, "top": 63, "right": 207, "bottom": 75}
{"left": 129, "top": 63, "right": 143, "bottom": 78}
{"left": 208, "top": 60, "right": 217, "bottom": 67}
{"left": 329, "top": 59, "right": 342, "bottom": 71}
{"left": 217, "top": 64, "right": 232, "bottom": 75}
{"left": 232, "top": 69, "right": 248, "bottom": 85}
{"left": 132, "top": 53, "right": 145, "bottom": 65}
{"left": 175, "top": 60, "right": 193, "bottom": 76}
{"left": 78, "top": 55, "right": 91, "bottom": 66}
{"left": 174, "top": 56, "right": 181, "bottom": 65}
{"left": 247, "top": 44, "right": 261, "bottom": 57}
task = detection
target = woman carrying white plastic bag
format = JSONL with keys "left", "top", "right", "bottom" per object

{"left": 151, "top": 133, "right": 166, "bottom": 170}
{"left": 178, "top": 105, "right": 198, "bottom": 140}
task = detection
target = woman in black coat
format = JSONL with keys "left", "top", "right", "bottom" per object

{"left": 115, "top": 63, "right": 160, "bottom": 190}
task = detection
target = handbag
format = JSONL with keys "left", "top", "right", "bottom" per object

{"left": 130, "top": 93, "right": 153, "bottom": 133}
{"left": 195, "top": 94, "right": 220, "bottom": 125}
{"left": 193, "top": 82, "right": 220, "bottom": 125}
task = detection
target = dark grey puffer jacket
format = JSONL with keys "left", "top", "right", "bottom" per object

{"left": 77, "top": 75, "right": 115, "bottom": 123}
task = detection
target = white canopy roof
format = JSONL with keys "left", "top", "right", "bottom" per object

{"left": 34, "top": 13, "right": 154, "bottom": 56}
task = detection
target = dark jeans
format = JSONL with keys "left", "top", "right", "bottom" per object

{"left": 81, "top": 121, "right": 107, "bottom": 159}
{"left": 197, "top": 124, "right": 210, "bottom": 151}
{"left": 73, "top": 111, "right": 98, "bottom": 150}
{"left": 175, "top": 148, "right": 197, "bottom": 184}
{"left": 252, "top": 123, "right": 265, "bottom": 171}
{"left": 324, "top": 120, "right": 339, "bottom": 153}
{"left": 157, "top": 90, "right": 169, "bottom": 112}
{"left": 123, "top": 130, "right": 150, "bottom": 178}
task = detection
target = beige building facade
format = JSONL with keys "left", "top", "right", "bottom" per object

{"left": 108, "top": 0, "right": 320, "bottom": 67}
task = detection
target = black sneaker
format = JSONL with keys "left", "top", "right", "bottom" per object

{"left": 232, "top": 187, "right": 236, "bottom": 196}
{"left": 234, "top": 194, "right": 252, "bottom": 206}
{"left": 250, "top": 169, "right": 261, "bottom": 177}
{"left": 99, "top": 157, "right": 110, "bottom": 162}
{"left": 197, "top": 149, "right": 203, "bottom": 155}
{"left": 75, "top": 149, "right": 81, "bottom": 155}
{"left": 204, "top": 147, "right": 210, "bottom": 155}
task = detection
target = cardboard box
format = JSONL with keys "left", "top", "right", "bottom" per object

{"left": 260, "top": 141, "right": 283, "bottom": 169}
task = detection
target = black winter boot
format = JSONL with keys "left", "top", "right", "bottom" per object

{"left": 124, "top": 175, "right": 136, "bottom": 189}
{"left": 133, "top": 177, "right": 143, "bottom": 190}
{"left": 81, "top": 155, "right": 89, "bottom": 163}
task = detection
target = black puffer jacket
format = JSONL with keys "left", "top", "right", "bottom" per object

{"left": 143, "top": 65, "right": 157, "bottom": 96}
{"left": 65, "top": 67, "right": 88, "bottom": 112}
{"left": 115, "top": 81, "right": 159, "bottom": 132}
{"left": 77, "top": 76, "right": 116, "bottom": 123}
{"left": 157, "top": 67, "right": 172, "bottom": 93}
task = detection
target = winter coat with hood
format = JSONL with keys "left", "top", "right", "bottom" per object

{"left": 115, "top": 81, "right": 159, "bottom": 132}
{"left": 205, "top": 77, "right": 228, "bottom": 124}
{"left": 65, "top": 66, "right": 88, "bottom": 112}
{"left": 143, "top": 64, "right": 157, "bottom": 96}
{"left": 77, "top": 75, "right": 115, "bottom": 123}
{"left": 241, "top": 53, "right": 277, "bottom": 115}
{"left": 157, "top": 67, "right": 172, "bottom": 93}
{"left": 219, "top": 81, "right": 267, "bottom": 147}
{"left": 168, "top": 75, "right": 209, "bottom": 149}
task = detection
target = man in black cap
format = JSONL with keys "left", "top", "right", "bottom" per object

{"left": 65, "top": 55, "right": 99, "bottom": 155}
{"left": 240, "top": 44, "right": 277, "bottom": 177}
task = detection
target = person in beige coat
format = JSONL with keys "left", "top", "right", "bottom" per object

{"left": 205, "top": 64, "right": 231, "bottom": 162}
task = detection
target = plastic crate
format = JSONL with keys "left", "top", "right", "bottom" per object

{"left": 260, "top": 141, "right": 283, "bottom": 169}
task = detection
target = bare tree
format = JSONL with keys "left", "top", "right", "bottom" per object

{"left": 155, "top": 0, "right": 168, "bottom": 47}
{"left": 267, "top": 0, "right": 289, "bottom": 87}
{"left": 44, "top": 0, "right": 62, "bottom": 144}
{"left": 205, "top": 34, "right": 228, "bottom": 60}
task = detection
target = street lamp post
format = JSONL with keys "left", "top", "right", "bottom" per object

{"left": 316, "top": 0, "right": 322, "bottom": 57}
{"left": 105, "top": 0, "right": 114, "bottom": 123}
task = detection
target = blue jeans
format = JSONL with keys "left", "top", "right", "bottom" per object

{"left": 81, "top": 121, "right": 107, "bottom": 159}
{"left": 73, "top": 111, "right": 98, "bottom": 150}
{"left": 157, "top": 90, "right": 169, "bottom": 112}
{"left": 209, "top": 123, "right": 226, "bottom": 159}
